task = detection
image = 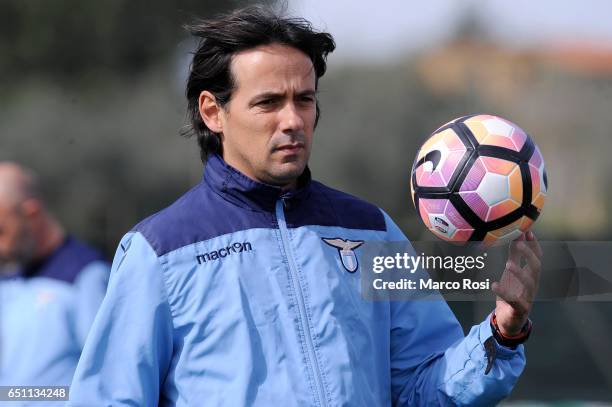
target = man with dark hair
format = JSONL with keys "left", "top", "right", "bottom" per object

{"left": 0, "top": 162, "right": 109, "bottom": 388}
{"left": 70, "top": 6, "right": 541, "bottom": 406}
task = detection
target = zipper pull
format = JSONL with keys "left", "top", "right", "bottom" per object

{"left": 484, "top": 336, "right": 497, "bottom": 375}
{"left": 282, "top": 197, "right": 291, "bottom": 210}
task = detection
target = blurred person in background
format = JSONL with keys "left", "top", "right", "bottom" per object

{"left": 0, "top": 162, "right": 109, "bottom": 387}
{"left": 69, "top": 6, "right": 541, "bottom": 406}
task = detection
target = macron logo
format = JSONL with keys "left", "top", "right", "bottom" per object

{"left": 196, "top": 242, "right": 253, "bottom": 264}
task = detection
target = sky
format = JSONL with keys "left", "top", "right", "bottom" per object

{"left": 286, "top": 0, "right": 612, "bottom": 63}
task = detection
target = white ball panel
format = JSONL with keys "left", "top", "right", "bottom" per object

{"left": 482, "top": 118, "right": 513, "bottom": 138}
{"left": 476, "top": 172, "right": 510, "bottom": 206}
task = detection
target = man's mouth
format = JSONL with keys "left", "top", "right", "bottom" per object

{"left": 275, "top": 143, "right": 304, "bottom": 153}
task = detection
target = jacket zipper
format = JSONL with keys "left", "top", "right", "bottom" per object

{"left": 275, "top": 199, "right": 328, "bottom": 407}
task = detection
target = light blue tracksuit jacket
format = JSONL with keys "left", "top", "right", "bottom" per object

{"left": 69, "top": 155, "right": 525, "bottom": 406}
{"left": 0, "top": 237, "right": 109, "bottom": 406}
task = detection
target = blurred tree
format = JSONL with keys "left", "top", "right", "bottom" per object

{"left": 0, "top": 0, "right": 258, "bottom": 84}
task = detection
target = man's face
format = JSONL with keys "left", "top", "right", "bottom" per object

{"left": 0, "top": 202, "right": 35, "bottom": 265}
{"left": 218, "top": 43, "right": 317, "bottom": 189}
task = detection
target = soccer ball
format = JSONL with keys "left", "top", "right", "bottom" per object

{"left": 410, "top": 114, "right": 547, "bottom": 245}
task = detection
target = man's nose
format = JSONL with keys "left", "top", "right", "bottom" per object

{"left": 279, "top": 102, "right": 305, "bottom": 133}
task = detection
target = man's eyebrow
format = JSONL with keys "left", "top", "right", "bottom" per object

{"left": 296, "top": 89, "right": 317, "bottom": 98}
{"left": 249, "top": 89, "right": 317, "bottom": 104}
{"left": 250, "top": 91, "right": 284, "bottom": 102}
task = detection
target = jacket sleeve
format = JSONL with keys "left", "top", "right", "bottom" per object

{"left": 381, "top": 211, "right": 526, "bottom": 406}
{"left": 68, "top": 232, "right": 173, "bottom": 407}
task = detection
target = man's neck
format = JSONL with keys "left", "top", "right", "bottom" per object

{"left": 281, "top": 180, "right": 297, "bottom": 192}
{"left": 34, "top": 217, "right": 66, "bottom": 261}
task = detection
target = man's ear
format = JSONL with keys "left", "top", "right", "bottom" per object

{"left": 20, "top": 198, "right": 42, "bottom": 219}
{"left": 198, "top": 91, "right": 224, "bottom": 133}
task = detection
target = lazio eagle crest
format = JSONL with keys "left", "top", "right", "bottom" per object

{"left": 322, "top": 238, "right": 364, "bottom": 273}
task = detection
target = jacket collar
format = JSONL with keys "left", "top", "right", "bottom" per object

{"left": 203, "top": 154, "right": 312, "bottom": 212}
{"left": 0, "top": 236, "right": 71, "bottom": 280}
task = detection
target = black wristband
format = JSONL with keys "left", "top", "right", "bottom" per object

{"left": 490, "top": 313, "right": 532, "bottom": 349}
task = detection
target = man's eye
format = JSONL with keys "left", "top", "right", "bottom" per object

{"left": 258, "top": 99, "right": 276, "bottom": 106}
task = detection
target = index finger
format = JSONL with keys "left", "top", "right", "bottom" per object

{"left": 517, "top": 241, "right": 542, "bottom": 277}
{"left": 508, "top": 232, "right": 526, "bottom": 261}
{"left": 525, "top": 231, "right": 543, "bottom": 258}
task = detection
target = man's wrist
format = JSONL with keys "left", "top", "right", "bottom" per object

{"left": 490, "top": 312, "right": 532, "bottom": 348}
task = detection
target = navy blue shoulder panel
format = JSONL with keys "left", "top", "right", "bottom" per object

{"left": 132, "top": 179, "right": 385, "bottom": 257}
{"left": 133, "top": 182, "right": 274, "bottom": 257}
{"left": 286, "top": 181, "right": 387, "bottom": 231}
{"left": 33, "top": 237, "right": 107, "bottom": 284}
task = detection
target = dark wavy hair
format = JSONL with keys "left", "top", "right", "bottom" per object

{"left": 184, "top": 6, "right": 336, "bottom": 162}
